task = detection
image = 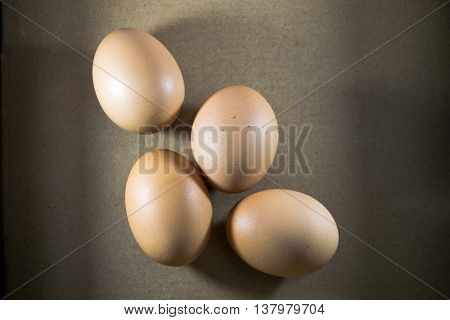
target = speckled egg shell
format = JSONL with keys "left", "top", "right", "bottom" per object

{"left": 191, "top": 85, "right": 278, "bottom": 193}
{"left": 227, "top": 189, "right": 339, "bottom": 277}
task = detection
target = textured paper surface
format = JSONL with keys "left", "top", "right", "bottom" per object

{"left": 2, "top": 0, "right": 449, "bottom": 299}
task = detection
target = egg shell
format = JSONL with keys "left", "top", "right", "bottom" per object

{"left": 191, "top": 85, "right": 278, "bottom": 193}
{"left": 227, "top": 189, "right": 339, "bottom": 277}
{"left": 125, "top": 149, "right": 212, "bottom": 266}
{"left": 93, "top": 28, "right": 184, "bottom": 133}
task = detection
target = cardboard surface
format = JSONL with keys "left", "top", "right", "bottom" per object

{"left": 2, "top": 0, "right": 449, "bottom": 299}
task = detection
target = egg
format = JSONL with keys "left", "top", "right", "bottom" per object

{"left": 125, "top": 149, "right": 212, "bottom": 266}
{"left": 93, "top": 28, "right": 184, "bottom": 133}
{"left": 191, "top": 85, "right": 278, "bottom": 193}
{"left": 227, "top": 189, "right": 339, "bottom": 277}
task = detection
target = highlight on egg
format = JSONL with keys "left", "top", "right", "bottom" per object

{"left": 125, "top": 149, "right": 212, "bottom": 266}
{"left": 226, "top": 189, "right": 339, "bottom": 277}
{"left": 93, "top": 28, "right": 185, "bottom": 133}
{"left": 191, "top": 85, "right": 279, "bottom": 193}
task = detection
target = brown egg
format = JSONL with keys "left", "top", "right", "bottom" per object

{"left": 93, "top": 28, "right": 184, "bottom": 133}
{"left": 125, "top": 149, "right": 212, "bottom": 266}
{"left": 191, "top": 85, "right": 278, "bottom": 193}
{"left": 227, "top": 189, "right": 339, "bottom": 277}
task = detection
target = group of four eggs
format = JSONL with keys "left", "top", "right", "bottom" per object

{"left": 92, "top": 28, "right": 339, "bottom": 278}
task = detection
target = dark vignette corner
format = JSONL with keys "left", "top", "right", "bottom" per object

{"left": 0, "top": 1, "right": 5, "bottom": 299}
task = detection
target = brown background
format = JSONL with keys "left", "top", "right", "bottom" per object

{"left": 2, "top": 0, "right": 449, "bottom": 299}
